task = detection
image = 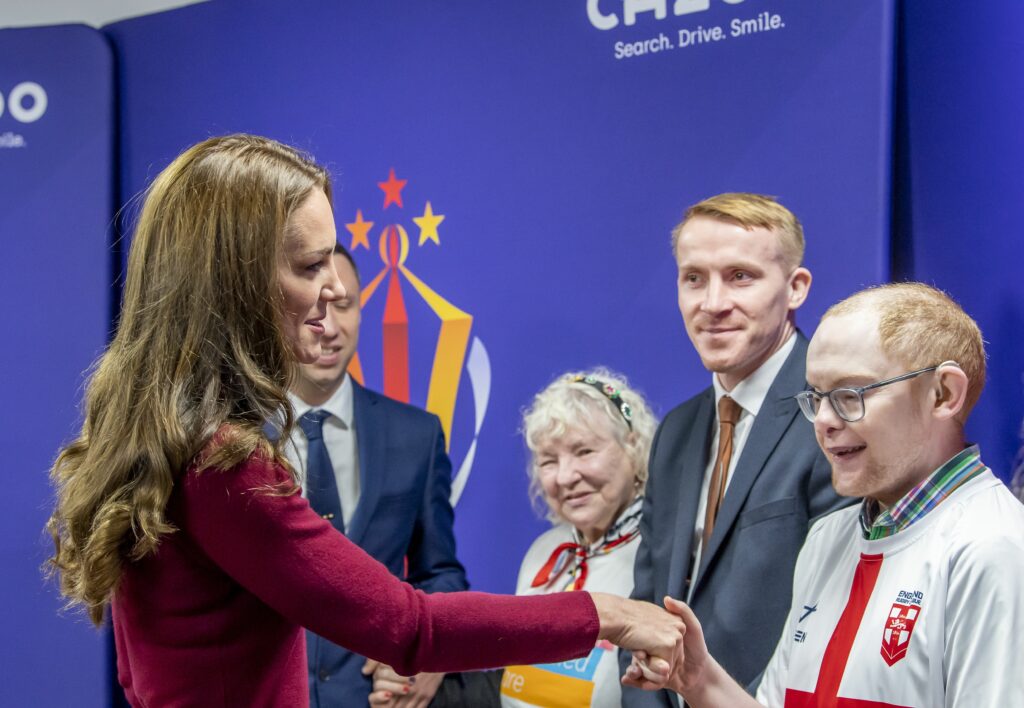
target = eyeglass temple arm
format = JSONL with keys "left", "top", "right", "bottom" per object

{"left": 856, "top": 365, "right": 939, "bottom": 394}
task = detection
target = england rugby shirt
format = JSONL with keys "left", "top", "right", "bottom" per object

{"left": 756, "top": 461, "right": 1024, "bottom": 707}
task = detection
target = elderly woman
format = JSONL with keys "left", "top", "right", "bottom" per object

{"left": 44, "top": 136, "right": 683, "bottom": 707}
{"left": 500, "top": 369, "right": 658, "bottom": 708}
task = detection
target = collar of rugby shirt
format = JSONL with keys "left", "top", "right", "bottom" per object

{"left": 859, "top": 444, "right": 987, "bottom": 540}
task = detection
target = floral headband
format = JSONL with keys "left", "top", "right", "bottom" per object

{"left": 567, "top": 374, "right": 633, "bottom": 430}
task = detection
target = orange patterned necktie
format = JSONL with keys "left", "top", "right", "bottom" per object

{"left": 702, "top": 396, "right": 743, "bottom": 550}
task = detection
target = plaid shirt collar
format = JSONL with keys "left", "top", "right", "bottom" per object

{"left": 860, "top": 444, "right": 987, "bottom": 540}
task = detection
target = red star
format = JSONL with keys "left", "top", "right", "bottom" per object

{"left": 378, "top": 168, "right": 407, "bottom": 209}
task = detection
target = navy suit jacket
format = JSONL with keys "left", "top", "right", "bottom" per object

{"left": 305, "top": 382, "right": 468, "bottom": 708}
{"left": 621, "top": 335, "right": 852, "bottom": 706}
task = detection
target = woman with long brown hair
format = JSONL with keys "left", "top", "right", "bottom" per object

{"left": 46, "top": 135, "right": 682, "bottom": 706}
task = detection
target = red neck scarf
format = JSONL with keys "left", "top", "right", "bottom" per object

{"left": 530, "top": 496, "right": 643, "bottom": 591}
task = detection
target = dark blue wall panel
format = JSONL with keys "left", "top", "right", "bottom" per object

{"left": 897, "top": 1, "right": 1024, "bottom": 482}
{"left": 0, "top": 24, "right": 114, "bottom": 708}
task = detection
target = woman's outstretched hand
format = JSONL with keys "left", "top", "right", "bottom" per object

{"left": 591, "top": 592, "right": 685, "bottom": 686}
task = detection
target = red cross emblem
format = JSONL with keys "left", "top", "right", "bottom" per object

{"left": 880, "top": 602, "right": 919, "bottom": 666}
{"left": 784, "top": 555, "right": 914, "bottom": 707}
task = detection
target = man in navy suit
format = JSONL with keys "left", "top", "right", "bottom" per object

{"left": 621, "top": 193, "right": 850, "bottom": 706}
{"left": 287, "top": 243, "right": 467, "bottom": 708}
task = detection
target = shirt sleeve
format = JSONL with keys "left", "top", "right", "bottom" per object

{"left": 514, "top": 528, "right": 563, "bottom": 595}
{"left": 943, "top": 512, "right": 1024, "bottom": 707}
{"left": 177, "top": 452, "right": 600, "bottom": 675}
{"left": 756, "top": 514, "right": 832, "bottom": 707}
{"left": 754, "top": 624, "right": 789, "bottom": 707}
{"left": 515, "top": 534, "right": 540, "bottom": 595}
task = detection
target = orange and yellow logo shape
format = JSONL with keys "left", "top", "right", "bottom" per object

{"left": 344, "top": 169, "right": 489, "bottom": 505}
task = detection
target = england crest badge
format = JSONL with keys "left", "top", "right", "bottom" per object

{"left": 881, "top": 591, "right": 923, "bottom": 666}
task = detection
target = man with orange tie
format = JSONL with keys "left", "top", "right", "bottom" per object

{"left": 621, "top": 193, "right": 850, "bottom": 707}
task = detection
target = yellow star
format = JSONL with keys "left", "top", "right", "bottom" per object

{"left": 413, "top": 201, "right": 445, "bottom": 246}
{"left": 345, "top": 210, "right": 373, "bottom": 251}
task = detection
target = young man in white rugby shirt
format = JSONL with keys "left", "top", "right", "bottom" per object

{"left": 627, "top": 282, "right": 1024, "bottom": 707}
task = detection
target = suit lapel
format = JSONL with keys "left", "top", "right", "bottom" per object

{"left": 693, "top": 335, "right": 809, "bottom": 589}
{"left": 346, "top": 382, "right": 384, "bottom": 545}
{"left": 666, "top": 388, "right": 716, "bottom": 597}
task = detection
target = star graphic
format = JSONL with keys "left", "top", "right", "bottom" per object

{"left": 413, "top": 201, "right": 445, "bottom": 246}
{"left": 345, "top": 210, "right": 373, "bottom": 251}
{"left": 378, "top": 168, "right": 407, "bottom": 209}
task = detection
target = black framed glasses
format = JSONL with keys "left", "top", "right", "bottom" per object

{"left": 794, "top": 366, "right": 939, "bottom": 423}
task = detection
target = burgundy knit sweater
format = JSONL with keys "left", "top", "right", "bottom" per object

{"left": 112, "top": 451, "right": 599, "bottom": 707}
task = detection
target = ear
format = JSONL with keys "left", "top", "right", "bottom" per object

{"left": 786, "top": 267, "right": 812, "bottom": 311}
{"left": 931, "top": 363, "right": 969, "bottom": 421}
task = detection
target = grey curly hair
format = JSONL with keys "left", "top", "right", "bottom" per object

{"left": 521, "top": 368, "right": 658, "bottom": 523}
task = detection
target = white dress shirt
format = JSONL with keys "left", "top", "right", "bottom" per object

{"left": 286, "top": 375, "right": 361, "bottom": 528}
{"left": 686, "top": 333, "right": 797, "bottom": 601}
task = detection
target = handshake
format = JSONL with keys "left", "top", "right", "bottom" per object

{"left": 594, "top": 593, "right": 746, "bottom": 706}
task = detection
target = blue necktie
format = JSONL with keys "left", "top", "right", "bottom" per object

{"left": 298, "top": 410, "right": 345, "bottom": 534}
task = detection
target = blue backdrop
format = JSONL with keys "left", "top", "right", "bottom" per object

{"left": 0, "top": 24, "right": 113, "bottom": 707}
{"left": 897, "top": 0, "right": 1024, "bottom": 483}
{"left": 16, "top": 2, "right": 1024, "bottom": 706}
{"left": 104, "top": 0, "right": 894, "bottom": 595}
